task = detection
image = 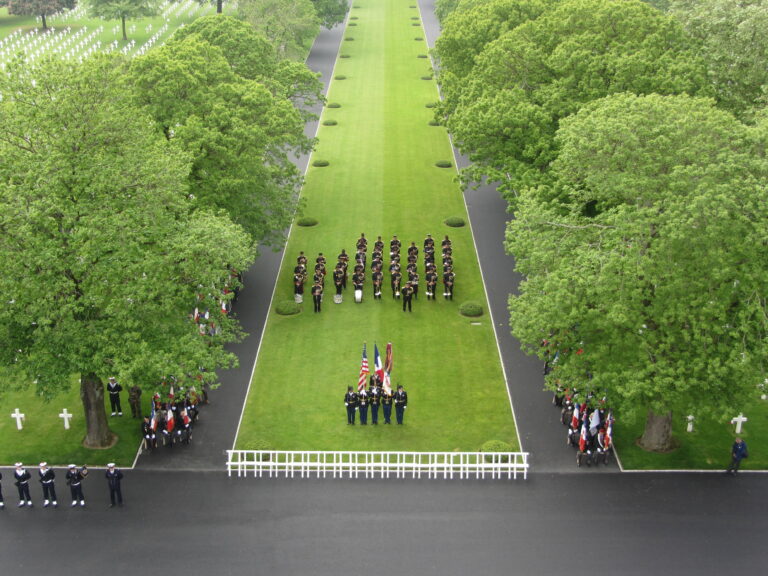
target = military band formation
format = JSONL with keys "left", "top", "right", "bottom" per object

{"left": 293, "top": 233, "right": 456, "bottom": 312}
{"left": 345, "top": 377, "right": 408, "bottom": 425}
{"left": 0, "top": 462, "right": 124, "bottom": 509}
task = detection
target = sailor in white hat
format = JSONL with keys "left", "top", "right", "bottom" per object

{"left": 38, "top": 462, "right": 58, "bottom": 507}
{"left": 13, "top": 462, "right": 33, "bottom": 507}
{"left": 105, "top": 463, "right": 124, "bottom": 508}
{"left": 65, "top": 464, "right": 87, "bottom": 507}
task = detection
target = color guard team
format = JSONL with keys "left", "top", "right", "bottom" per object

{"left": 345, "top": 376, "right": 408, "bottom": 425}
{"left": 293, "top": 233, "right": 456, "bottom": 311}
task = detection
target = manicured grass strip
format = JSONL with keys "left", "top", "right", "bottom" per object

{"left": 236, "top": 0, "right": 518, "bottom": 452}
{"left": 614, "top": 398, "right": 768, "bottom": 470}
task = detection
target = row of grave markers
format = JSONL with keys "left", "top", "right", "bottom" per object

{"left": 685, "top": 413, "right": 749, "bottom": 434}
{"left": 10, "top": 408, "right": 73, "bottom": 430}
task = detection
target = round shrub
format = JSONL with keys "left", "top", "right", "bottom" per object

{"left": 459, "top": 301, "right": 483, "bottom": 317}
{"left": 417, "top": 54, "right": 428, "bottom": 59}
{"left": 327, "top": 102, "right": 342, "bottom": 108}
{"left": 296, "top": 216, "right": 318, "bottom": 227}
{"left": 411, "top": 22, "right": 420, "bottom": 26}
{"left": 323, "top": 119, "right": 338, "bottom": 126}
{"left": 411, "top": 16, "right": 419, "bottom": 20}
{"left": 335, "top": 75, "right": 347, "bottom": 80}
{"left": 444, "top": 216, "right": 466, "bottom": 227}
{"left": 425, "top": 102, "right": 437, "bottom": 108}
{"left": 421, "top": 76, "right": 432, "bottom": 80}
{"left": 313, "top": 160, "right": 330, "bottom": 167}
{"left": 435, "top": 160, "right": 452, "bottom": 168}
{"left": 414, "top": 37, "right": 423, "bottom": 41}
{"left": 275, "top": 301, "right": 302, "bottom": 316}
{"left": 340, "top": 54, "right": 351, "bottom": 58}
{"left": 348, "top": 22, "right": 358, "bottom": 26}
{"left": 481, "top": 440, "right": 513, "bottom": 463}
{"left": 428, "top": 120, "right": 440, "bottom": 126}
{"left": 350, "top": 16, "right": 359, "bottom": 19}
{"left": 345, "top": 37, "right": 355, "bottom": 41}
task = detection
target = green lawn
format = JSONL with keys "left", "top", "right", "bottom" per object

{"left": 235, "top": 0, "right": 519, "bottom": 453}
{"left": 0, "top": 371, "right": 146, "bottom": 467}
{"left": 614, "top": 397, "right": 768, "bottom": 470}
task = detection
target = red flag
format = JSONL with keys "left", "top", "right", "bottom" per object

{"left": 357, "top": 343, "right": 369, "bottom": 392}
{"left": 385, "top": 342, "right": 393, "bottom": 373}
{"left": 166, "top": 411, "right": 175, "bottom": 433}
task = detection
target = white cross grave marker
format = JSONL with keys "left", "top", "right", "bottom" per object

{"left": 731, "top": 413, "right": 748, "bottom": 434}
{"left": 11, "top": 408, "right": 25, "bottom": 430}
{"left": 59, "top": 408, "right": 73, "bottom": 430}
{"left": 686, "top": 415, "right": 695, "bottom": 433}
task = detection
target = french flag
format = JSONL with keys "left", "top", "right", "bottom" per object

{"left": 374, "top": 344, "right": 384, "bottom": 383}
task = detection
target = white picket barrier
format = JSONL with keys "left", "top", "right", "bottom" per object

{"left": 226, "top": 450, "right": 529, "bottom": 480}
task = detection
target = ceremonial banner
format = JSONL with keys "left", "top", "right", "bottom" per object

{"left": 358, "top": 343, "right": 369, "bottom": 392}
{"left": 385, "top": 342, "right": 393, "bottom": 373}
{"left": 383, "top": 370, "right": 392, "bottom": 395}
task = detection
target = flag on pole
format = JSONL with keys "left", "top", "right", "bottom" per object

{"left": 385, "top": 342, "right": 393, "bottom": 373}
{"left": 383, "top": 370, "right": 392, "bottom": 395}
{"left": 374, "top": 344, "right": 384, "bottom": 383}
{"left": 357, "top": 343, "right": 369, "bottom": 392}
{"left": 150, "top": 402, "right": 157, "bottom": 431}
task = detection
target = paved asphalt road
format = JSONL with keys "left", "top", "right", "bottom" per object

{"left": 2, "top": 5, "right": 767, "bottom": 575}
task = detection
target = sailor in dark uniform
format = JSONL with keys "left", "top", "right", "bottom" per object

{"left": 107, "top": 377, "right": 123, "bottom": 417}
{"left": 13, "top": 463, "right": 32, "bottom": 507}
{"left": 65, "top": 464, "right": 87, "bottom": 507}
{"left": 344, "top": 386, "right": 359, "bottom": 425}
{"left": 394, "top": 385, "right": 408, "bottom": 424}
{"left": 105, "top": 463, "right": 124, "bottom": 507}
{"left": 39, "top": 462, "right": 57, "bottom": 507}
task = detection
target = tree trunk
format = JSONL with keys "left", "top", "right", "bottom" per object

{"left": 80, "top": 372, "right": 116, "bottom": 449}
{"left": 217, "top": 0, "right": 223, "bottom": 13}
{"left": 638, "top": 409, "right": 674, "bottom": 452}
{"left": 122, "top": 15, "right": 127, "bottom": 41}
{"left": 41, "top": 13, "right": 47, "bottom": 30}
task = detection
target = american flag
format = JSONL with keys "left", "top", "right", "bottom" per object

{"left": 357, "top": 343, "right": 369, "bottom": 392}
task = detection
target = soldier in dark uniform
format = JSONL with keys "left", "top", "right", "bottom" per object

{"left": 13, "top": 463, "right": 32, "bottom": 507}
{"left": 297, "top": 252, "right": 308, "bottom": 268}
{"left": 334, "top": 266, "right": 344, "bottom": 297}
{"left": 443, "top": 269, "right": 455, "bottom": 300}
{"left": 389, "top": 258, "right": 400, "bottom": 276}
{"left": 107, "top": 377, "right": 123, "bottom": 417}
{"left": 424, "top": 244, "right": 435, "bottom": 266}
{"left": 408, "top": 268, "right": 419, "bottom": 299}
{"left": 369, "top": 379, "right": 381, "bottom": 425}
{"left": 311, "top": 281, "right": 323, "bottom": 313}
{"left": 128, "top": 384, "right": 142, "bottom": 419}
{"left": 374, "top": 235, "right": 384, "bottom": 254}
{"left": 105, "top": 463, "right": 124, "bottom": 508}
{"left": 358, "top": 387, "right": 369, "bottom": 425}
{"left": 316, "top": 252, "right": 326, "bottom": 267}
{"left": 292, "top": 271, "right": 303, "bottom": 298}
{"left": 408, "top": 241, "right": 418, "bottom": 259}
{"left": 357, "top": 233, "right": 368, "bottom": 253}
{"left": 394, "top": 385, "right": 408, "bottom": 424}
{"left": 65, "top": 464, "right": 87, "bottom": 507}
{"left": 38, "top": 462, "right": 57, "bottom": 507}
{"left": 381, "top": 386, "right": 394, "bottom": 424}
{"left": 352, "top": 270, "right": 365, "bottom": 295}
{"left": 390, "top": 235, "right": 401, "bottom": 257}
{"left": 426, "top": 267, "right": 438, "bottom": 300}
{"left": 391, "top": 269, "right": 402, "bottom": 299}
{"left": 355, "top": 249, "right": 366, "bottom": 268}
{"left": 424, "top": 234, "right": 434, "bottom": 251}
{"left": 402, "top": 281, "right": 414, "bottom": 312}
{"left": 442, "top": 235, "right": 452, "bottom": 251}
{"left": 344, "top": 386, "right": 359, "bottom": 425}
{"left": 443, "top": 255, "right": 454, "bottom": 272}
{"left": 372, "top": 269, "right": 383, "bottom": 299}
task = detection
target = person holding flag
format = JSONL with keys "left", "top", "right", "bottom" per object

{"left": 381, "top": 375, "right": 393, "bottom": 424}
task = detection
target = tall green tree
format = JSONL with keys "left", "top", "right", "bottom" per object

{"left": 128, "top": 35, "right": 312, "bottom": 245}
{"left": 311, "top": 0, "right": 347, "bottom": 28}
{"left": 669, "top": 0, "right": 768, "bottom": 120}
{"left": 238, "top": 0, "right": 319, "bottom": 60}
{"left": 7, "top": 0, "right": 75, "bottom": 29}
{"left": 439, "top": 0, "right": 708, "bottom": 202}
{"left": 0, "top": 56, "right": 255, "bottom": 448}
{"left": 87, "top": 0, "right": 158, "bottom": 40}
{"left": 507, "top": 93, "right": 768, "bottom": 451}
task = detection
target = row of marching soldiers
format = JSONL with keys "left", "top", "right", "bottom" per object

{"left": 554, "top": 387, "right": 614, "bottom": 467}
{"left": 141, "top": 386, "right": 203, "bottom": 451}
{"left": 292, "top": 233, "right": 456, "bottom": 306}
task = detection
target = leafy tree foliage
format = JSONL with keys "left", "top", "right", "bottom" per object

{"left": 669, "top": 0, "right": 768, "bottom": 120}
{"left": 0, "top": 56, "right": 255, "bottom": 447}
{"left": 87, "top": 0, "right": 158, "bottom": 40}
{"left": 438, "top": 0, "right": 709, "bottom": 203}
{"left": 507, "top": 93, "right": 768, "bottom": 450}
{"left": 311, "top": 0, "right": 348, "bottom": 29}
{"left": 238, "top": 0, "right": 319, "bottom": 60}
{"left": 7, "top": 0, "right": 75, "bottom": 29}
{"left": 127, "top": 33, "right": 312, "bottom": 245}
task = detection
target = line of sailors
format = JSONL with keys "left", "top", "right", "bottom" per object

{"left": 2, "top": 462, "right": 89, "bottom": 508}
{"left": 141, "top": 387, "right": 202, "bottom": 451}
{"left": 554, "top": 387, "right": 614, "bottom": 467}
{"left": 292, "top": 233, "right": 456, "bottom": 306}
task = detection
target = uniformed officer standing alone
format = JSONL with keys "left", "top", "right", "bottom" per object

{"left": 394, "top": 385, "right": 408, "bottom": 425}
{"left": 107, "top": 377, "right": 123, "bottom": 417}
{"left": 344, "top": 386, "right": 359, "bottom": 425}
{"left": 105, "top": 463, "right": 124, "bottom": 508}
{"left": 311, "top": 280, "right": 323, "bottom": 313}
{"left": 38, "top": 462, "right": 57, "bottom": 507}
{"left": 402, "top": 281, "right": 414, "bottom": 312}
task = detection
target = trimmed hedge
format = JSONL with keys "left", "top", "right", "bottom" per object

{"left": 481, "top": 440, "right": 513, "bottom": 463}
{"left": 411, "top": 22, "right": 420, "bottom": 26}
{"left": 340, "top": 54, "right": 351, "bottom": 58}
{"left": 313, "top": 160, "right": 330, "bottom": 167}
{"left": 425, "top": 102, "right": 437, "bottom": 108}
{"left": 435, "top": 160, "right": 452, "bottom": 168}
{"left": 322, "top": 120, "right": 338, "bottom": 126}
{"left": 428, "top": 120, "right": 440, "bottom": 126}
{"left": 417, "top": 54, "right": 428, "bottom": 59}
{"left": 350, "top": 15, "right": 358, "bottom": 19}
{"left": 444, "top": 216, "right": 466, "bottom": 227}
{"left": 327, "top": 102, "right": 342, "bottom": 108}
{"left": 421, "top": 76, "right": 433, "bottom": 80}
{"left": 345, "top": 37, "right": 355, "bottom": 41}
{"left": 348, "top": 22, "right": 358, "bottom": 26}
{"left": 335, "top": 75, "right": 347, "bottom": 80}
{"left": 296, "top": 216, "right": 319, "bottom": 226}
{"left": 414, "top": 37, "right": 423, "bottom": 41}
{"left": 459, "top": 301, "right": 483, "bottom": 317}
{"left": 275, "top": 301, "right": 302, "bottom": 316}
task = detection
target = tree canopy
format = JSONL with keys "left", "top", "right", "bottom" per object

{"left": 7, "top": 0, "right": 75, "bottom": 29}
{"left": 437, "top": 0, "right": 709, "bottom": 202}
{"left": 87, "top": 0, "right": 159, "bottom": 40}
{"left": 238, "top": 0, "right": 319, "bottom": 60}
{"left": 311, "top": 0, "right": 348, "bottom": 29}
{"left": 127, "top": 30, "right": 314, "bottom": 245}
{"left": 507, "top": 92, "right": 768, "bottom": 450}
{"left": 0, "top": 55, "right": 255, "bottom": 447}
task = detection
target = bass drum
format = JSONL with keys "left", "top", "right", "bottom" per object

{"left": 354, "top": 289, "right": 363, "bottom": 303}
